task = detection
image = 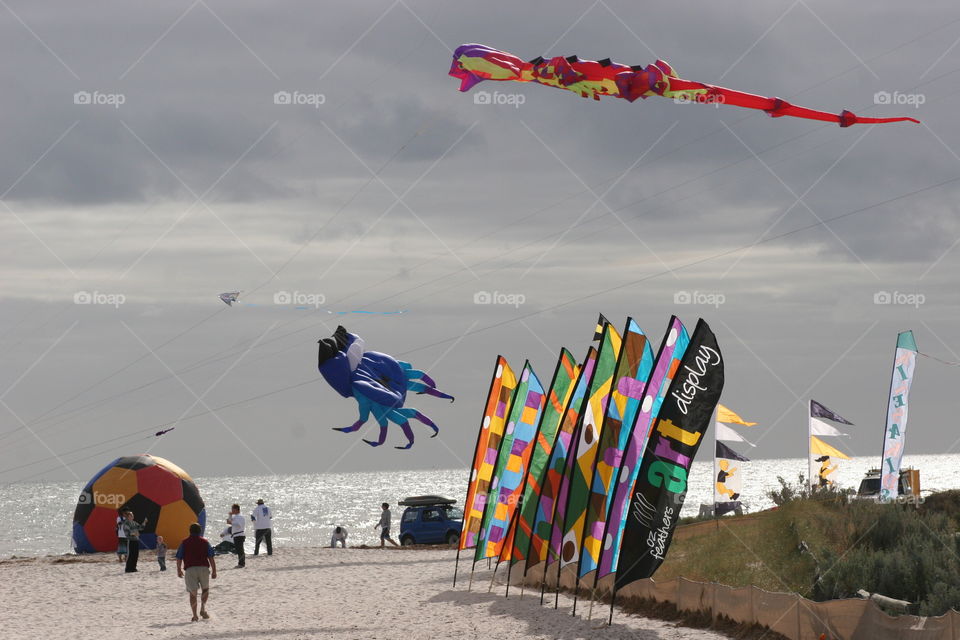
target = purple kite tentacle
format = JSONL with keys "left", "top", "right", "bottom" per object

{"left": 413, "top": 410, "right": 440, "bottom": 438}
{"left": 420, "top": 387, "right": 455, "bottom": 402}
{"left": 333, "top": 419, "right": 365, "bottom": 433}
{"left": 362, "top": 421, "right": 389, "bottom": 447}
{"left": 395, "top": 422, "right": 415, "bottom": 450}
{"left": 419, "top": 372, "right": 437, "bottom": 387}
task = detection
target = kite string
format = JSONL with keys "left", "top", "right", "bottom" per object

{"left": 6, "top": 29, "right": 960, "bottom": 474}
{"left": 917, "top": 351, "right": 960, "bottom": 366}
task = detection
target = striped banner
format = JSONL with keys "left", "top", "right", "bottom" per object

{"left": 460, "top": 356, "right": 517, "bottom": 550}
{"left": 474, "top": 363, "right": 546, "bottom": 561}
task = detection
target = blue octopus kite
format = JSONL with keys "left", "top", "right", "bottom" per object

{"left": 317, "top": 326, "right": 454, "bottom": 449}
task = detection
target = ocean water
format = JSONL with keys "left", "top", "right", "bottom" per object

{"left": 3, "top": 454, "right": 958, "bottom": 558}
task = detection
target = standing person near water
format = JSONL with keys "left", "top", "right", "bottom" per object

{"left": 228, "top": 504, "right": 246, "bottom": 568}
{"left": 375, "top": 503, "right": 398, "bottom": 548}
{"left": 251, "top": 499, "right": 273, "bottom": 556}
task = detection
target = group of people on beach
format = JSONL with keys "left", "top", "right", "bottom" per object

{"left": 116, "top": 498, "right": 400, "bottom": 621}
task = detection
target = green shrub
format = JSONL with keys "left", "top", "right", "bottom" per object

{"left": 810, "top": 496, "right": 960, "bottom": 615}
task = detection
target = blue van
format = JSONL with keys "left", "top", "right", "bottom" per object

{"left": 398, "top": 496, "right": 463, "bottom": 546}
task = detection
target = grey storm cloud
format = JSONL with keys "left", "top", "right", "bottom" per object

{"left": 2, "top": 0, "right": 960, "bottom": 484}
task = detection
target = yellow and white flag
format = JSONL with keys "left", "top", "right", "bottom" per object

{"left": 717, "top": 404, "right": 757, "bottom": 426}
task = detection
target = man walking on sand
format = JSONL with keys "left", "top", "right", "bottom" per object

{"left": 176, "top": 523, "right": 217, "bottom": 622}
{"left": 229, "top": 504, "right": 246, "bottom": 567}
{"left": 251, "top": 498, "right": 273, "bottom": 556}
{"left": 375, "top": 502, "right": 398, "bottom": 548}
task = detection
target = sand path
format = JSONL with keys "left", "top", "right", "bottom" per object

{"left": 0, "top": 548, "right": 728, "bottom": 639}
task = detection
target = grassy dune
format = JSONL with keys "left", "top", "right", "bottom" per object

{"left": 654, "top": 486, "right": 960, "bottom": 615}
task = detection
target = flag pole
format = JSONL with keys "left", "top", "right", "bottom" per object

{"left": 608, "top": 579, "right": 617, "bottom": 626}
{"left": 808, "top": 399, "right": 812, "bottom": 491}
{"left": 453, "top": 546, "right": 462, "bottom": 587}
{"left": 713, "top": 404, "right": 718, "bottom": 520}
{"left": 488, "top": 558, "right": 499, "bottom": 593}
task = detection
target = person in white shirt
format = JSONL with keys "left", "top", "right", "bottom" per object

{"left": 214, "top": 518, "right": 234, "bottom": 555}
{"left": 251, "top": 499, "right": 273, "bottom": 556}
{"left": 330, "top": 526, "right": 348, "bottom": 548}
{"left": 116, "top": 511, "right": 127, "bottom": 563}
{"left": 228, "top": 504, "right": 246, "bottom": 568}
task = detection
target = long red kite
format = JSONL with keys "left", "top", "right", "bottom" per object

{"left": 449, "top": 44, "right": 919, "bottom": 127}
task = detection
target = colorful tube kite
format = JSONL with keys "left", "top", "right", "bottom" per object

{"left": 317, "top": 326, "right": 452, "bottom": 450}
{"left": 450, "top": 44, "right": 920, "bottom": 127}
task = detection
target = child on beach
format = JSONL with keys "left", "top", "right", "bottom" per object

{"left": 157, "top": 536, "right": 168, "bottom": 571}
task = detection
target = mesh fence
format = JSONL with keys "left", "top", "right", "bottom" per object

{"left": 520, "top": 563, "right": 960, "bottom": 639}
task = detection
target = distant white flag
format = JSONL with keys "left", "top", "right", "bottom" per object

{"left": 809, "top": 417, "right": 848, "bottom": 437}
{"left": 715, "top": 422, "right": 756, "bottom": 446}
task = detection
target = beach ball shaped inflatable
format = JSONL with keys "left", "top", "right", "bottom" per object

{"left": 72, "top": 455, "right": 205, "bottom": 553}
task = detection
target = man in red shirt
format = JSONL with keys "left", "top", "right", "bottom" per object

{"left": 176, "top": 523, "right": 218, "bottom": 622}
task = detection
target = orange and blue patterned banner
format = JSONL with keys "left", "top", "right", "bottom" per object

{"left": 474, "top": 363, "right": 545, "bottom": 561}
{"left": 460, "top": 356, "right": 517, "bottom": 550}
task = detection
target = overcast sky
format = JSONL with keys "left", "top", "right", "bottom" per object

{"left": 2, "top": 0, "right": 960, "bottom": 486}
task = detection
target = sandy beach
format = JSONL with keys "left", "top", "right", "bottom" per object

{"left": 0, "top": 547, "right": 729, "bottom": 640}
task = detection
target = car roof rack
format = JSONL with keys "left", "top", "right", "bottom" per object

{"left": 398, "top": 495, "right": 456, "bottom": 506}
